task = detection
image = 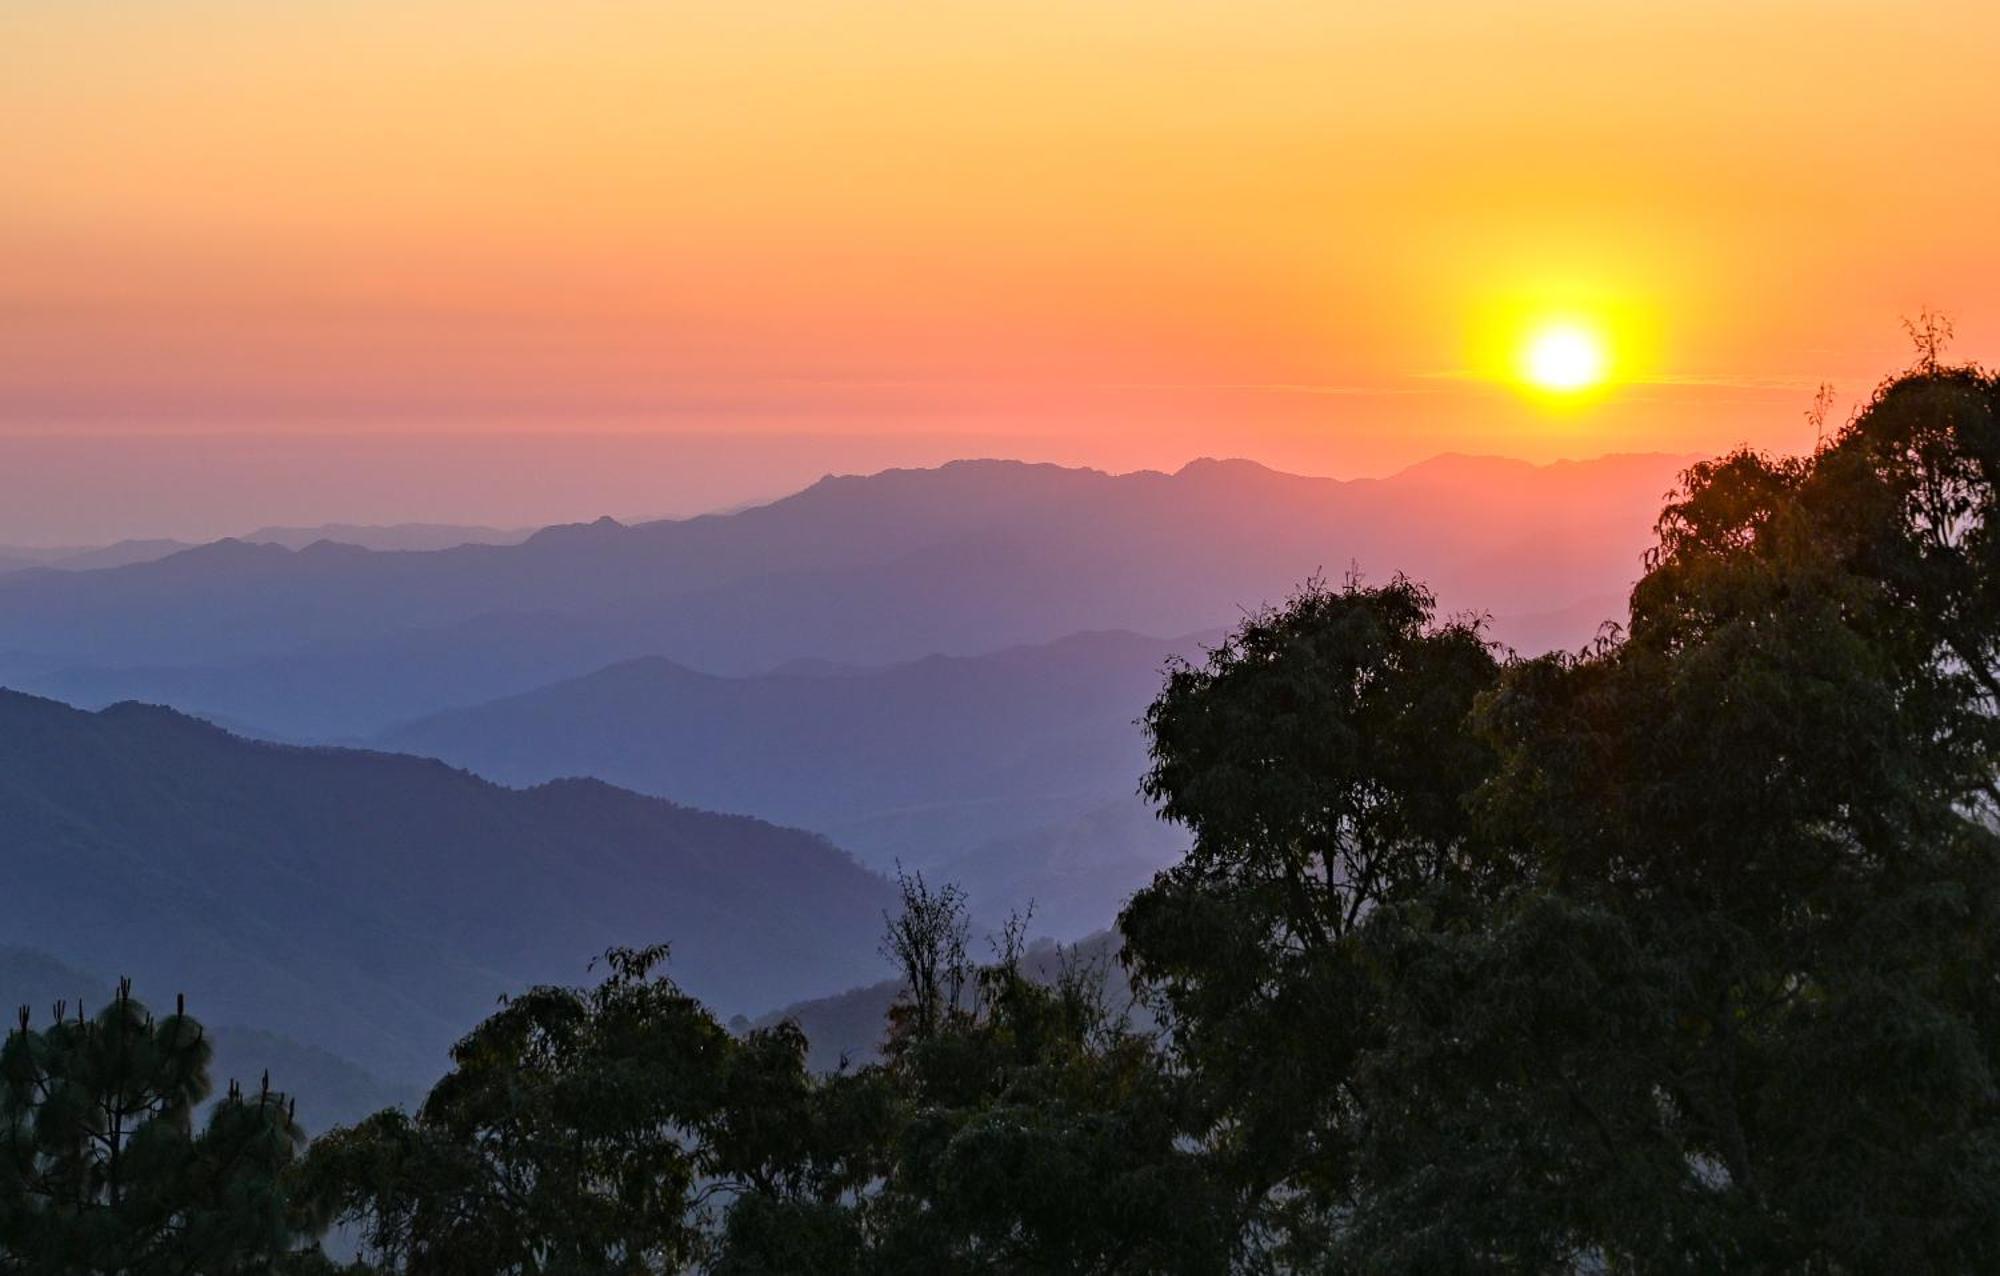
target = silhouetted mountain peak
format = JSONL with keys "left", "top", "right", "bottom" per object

{"left": 295, "top": 539, "right": 373, "bottom": 559}
{"left": 786, "top": 458, "right": 1115, "bottom": 511}
{"left": 765, "top": 656, "right": 869, "bottom": 678}
{"left": 1173, "top": 456, "right": 1280, "bottom": 480}
{"left": 524, "top": 514, "right": 627, "bottom": 546}
{"left": 188, "top": 536, "right": 274, "bottom": 555}
{"left": 1389, "top": 452, "right": 1539, "bottom": 483}
{"left": 95, "top": 697, "right": 233, "bottom": 734}
{"left": 239, "top": 522, "right": 533, "bottom": 552}
{"left": 157, "top": 538, "right": 293, "bottom": 569}
{"left": 0, "top": 687, "right": 75, "bottom": 722}
{"left": 569, "top": 655, "right": 718, "bottom": 689}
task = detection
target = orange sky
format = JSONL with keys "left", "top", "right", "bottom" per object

{"left": 5, "top": 2, "right": 1999, "bottom": 536}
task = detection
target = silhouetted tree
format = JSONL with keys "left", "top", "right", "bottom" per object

{"left": 1117, "top": 572, "right": 1505, "bottom": 1261}
{"left": 0, "top": 982, "right": 323, "bottom": 1274}
{"left": 711, "top": 920, "right": 1229, "bottom": 1274}
{"left": 878, "top": 867, "right": 972, "bottom": 1045}
{"left": 300, "top": 944, "right": 738, "bottom": 1274}
{"left": 1120, "top": 365, "right": 2000, "bottom": 1270}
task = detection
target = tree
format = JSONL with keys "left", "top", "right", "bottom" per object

{"left": 1117, "top": 367, "right": 2000, "bottom": 1271}
{"left": 300, "top": 945, "right": 735, "bottom": 1274}
{"left": 878, "top": 867, "right": 973, "bottom": 1046}
{"left": 0, "top": 981, "right": 322, "bottom": 1275}
{"left": 1117, "top": 573, "right": 1505, "bottom": 1260}
{"left": 712, "top": 891, "right": 1230, "bottom": 1274}
{"left": 865, "top": 931, "right": 1229, "bottom": 1274}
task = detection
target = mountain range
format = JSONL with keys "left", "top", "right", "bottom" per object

{"left": 0, "top": 522, "right": 532, "bottom": 579}
{"left": 0, "top": 452, "right": 1691, "bottom": 1091}
{"left": 0, "top": 690, "right": 897, "bottom": 1084}
{"left": 375, "top": 630, "right": 1203, "bottom": 935}
{"left": 0, "top": 454, "right": 1685, "bottom": 742}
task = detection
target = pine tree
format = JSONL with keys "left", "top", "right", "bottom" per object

{"left": 0, "top": 982, "right": 321, "bottom": 1274}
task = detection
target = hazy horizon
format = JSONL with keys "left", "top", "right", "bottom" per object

{"left": 12, "top": 2, "right": 1999, "bottom": 547}
{"left": 0, "top": 430, "right": 1702, "bottom": 546}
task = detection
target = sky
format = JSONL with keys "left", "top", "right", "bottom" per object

{"left": 5, "top": 1, "right": 1999, "bottom": 541}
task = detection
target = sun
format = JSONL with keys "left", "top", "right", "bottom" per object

{"left": 1521, "top": 323, "right": 1608, "bottom": 393}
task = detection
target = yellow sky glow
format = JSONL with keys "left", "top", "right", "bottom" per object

{"left": 4, "top": 1, "right": 1999, "bottom": 479}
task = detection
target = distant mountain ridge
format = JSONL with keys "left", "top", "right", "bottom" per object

{"left": 0, "top": 522, "right": 533, "bottom": 579}
{"left": 0, "top": 538, "right": 199, "bottom": 574}
{"left": 376, "top": 629, "right": 1205, "bottom": 932}
{"left": 236, "top": 521, "right": 535, "bottom": 552}
{"left": 0, "top": 453, "right": 1689, "bottom": 740}
{"left": 0, "top": 690, "right": 897, "bottom": 1083}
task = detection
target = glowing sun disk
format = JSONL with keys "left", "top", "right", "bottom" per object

{"left": 1522, "top": 324, "right": 1607, "bottom": 392}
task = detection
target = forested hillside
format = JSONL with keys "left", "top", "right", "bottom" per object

{"left": 0, "top": 693, "right": 897, "bottom": 1081}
